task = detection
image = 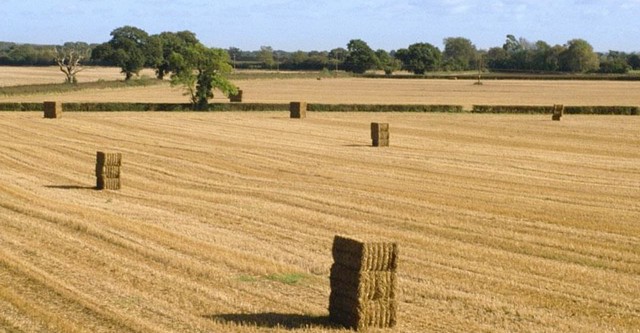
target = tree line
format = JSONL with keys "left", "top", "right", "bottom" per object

{"left": 2, "top": 30, "right": 639, "bottom": 75}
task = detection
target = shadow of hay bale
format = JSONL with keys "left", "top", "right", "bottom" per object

{"left": 206, "top": 313, "right": 335, "bottom": 329}
{"left": 45, "top": 185, "right": 98, "bottom": 190}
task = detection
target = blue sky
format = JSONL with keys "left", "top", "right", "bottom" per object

{"left": 2, "top": 0, "right": 639, "bottom": 52}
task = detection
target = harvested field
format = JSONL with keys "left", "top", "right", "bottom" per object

{"left": 0, "top": 111, "right": 638, "bottom": 332}
{"left": 2, "top": 67, "right": 640, "bottom": 110}
{"left": 0, "top": 66, "right": 157, "bottom": 87}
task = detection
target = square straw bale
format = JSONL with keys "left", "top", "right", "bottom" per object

{"left": 95, "top": 165, "right": 121, "bottom": 178}
{"left": 96, "top": 176, "right": 121, "bottom": 190}
{"left": 43, "top": 101, "right": 62, "bottom": 119}
{"left": 329, "top": 295, "right": 397, "bottom": 330}
{"left": 96, "top": 151, "right": 122, "bottom": 167}
{"left": 330, "top": 263, "right": 397, "bottom": 301}
{"left": 230, "top": 89, "right": 243, "bottom": 102}
{"left": 290, "top": 102, "right": 307, "bottom": 118}
{"left": 332, "top": 235, "right": 398, "bottom": 272}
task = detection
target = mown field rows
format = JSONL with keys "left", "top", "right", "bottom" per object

{"left": 0, "top": 111, "right": 638, "bottom": 332}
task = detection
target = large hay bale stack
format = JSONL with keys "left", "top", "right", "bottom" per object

{"left": 371, "top": 123, "right": 390, "bottom": 147}
{"left": 290, "top": 102, "right": 307, "bottom": 119}
{"left": 96, "top": 151, "right": 121, "bottom": 190}
{"left": 229, "top": 89, "right": 243, "bottom": 102}
{"left": 43, "top": 101, "right": 62, "bottom": 119}
{"left": 552, "top": 104, "right": 564, "bottom": 121}
{"left": 329, "top": 235, "right": 398, "bottom": 330}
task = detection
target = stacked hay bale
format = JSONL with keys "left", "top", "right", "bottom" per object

{"left": 96, "top": 151, "right": 121, "bottom": 190}
{"left": 229, "top": 89, "right": 243, "bottom": 102}
{"left": 329, "top": 235, "right": 398, "bottom": 330}
{"left": 43, "top": 101, "right": 62, "bottom": 119}
{"left": 290, "top": 101, "right": 307, "bottom": 119}
{"left": 371, "top": 123, "right": 390, "bottom": 147}
{"left": 552, "top": 104, "right": 564, "bottom": 121}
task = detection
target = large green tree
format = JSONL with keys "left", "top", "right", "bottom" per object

{"left": 403, "top": 42, "right": 441, "bottom": 74}
{"left": 343, "top": 39, "right": 378, "bottom": 74}
{"left": 152, "top": 31, "right": 199, "bottom": 79}
{"left": 91, "top": 26, "right": 153, "bottom": 80}
{"left": 443, "top": 37, "right": 477, "bottom": 71}
{"left": 169, "top": 43, "right": 237, "bottom": 110}
{"left": 559, "top": 39, "right": 599, "bottom": 73}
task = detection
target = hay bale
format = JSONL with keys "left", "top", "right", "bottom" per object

{"left": 43, "top": 101, "right": 62, "bottom": 119}
{"left": 96, "top": 151, "right": 122, "bottom": 190}
{"left": 290, "top": 102, "right": 307, "bottom": 119}
{"left": 330, "top": 263, "right": 396, "bottom": 301}
{"left": 329, "top": 236, "right": 398, "bottom": 330}
{"left": 229, "top": 89, "right": 243, "bottom": 102}
{"left": 96, "top": 176, "right": 121, "bottom": 190}
{"left": 96, "top": 152, "right": 122, "bottom": 166}
{"left": 329, "top": 294, "right": 397, "bottom": 330}
{"left": 95, "top": 165, "right": 121, "bottom": 178}
{"left": 332, "top": 235, "right": 398, "bottom": 272}
{"left": 371, "top": 123, "right": 390, "bottom": 147}
{"left": 552, "top": 104, "right": 564, "bottom": 121}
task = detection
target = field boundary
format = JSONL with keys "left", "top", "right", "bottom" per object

{"left": 0, "top": 102, "right": 465, "bottom": 113}
{"left": 0, "top": 78, "right": 163, "bottom": 96}
{"left": 0, "top": 102, "right": 638, "bottom": 114}
{"left": 363, "top": 73, "right": 640, "bottom": 81}
{"left": 471, "top": 105, "right": 639, "bottom": 115}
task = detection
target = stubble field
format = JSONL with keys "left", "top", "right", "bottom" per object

{"left": 0, "top": 67, "right": 639, "bottom": 332}
{"left": 2, "top": 66, "right": 640, "bottom": 109}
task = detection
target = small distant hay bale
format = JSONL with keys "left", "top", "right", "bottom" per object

{"left": 43, "top": 101, "right": 62, "bottom": 119}
{"left": 290, "top": 102, "right": 307, "bottom": 119}
{"left": 229, "top": 89, "right": 243, "bottom": 102}
{"left": 552, "top": 104, "right": 564, "bottom": 121}
{"left": 370, "top": 123, "right": 390, "bottom": 147}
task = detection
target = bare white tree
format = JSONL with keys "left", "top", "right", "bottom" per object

{"left": 55, "top": 42, "right": 90, "bottom": 84}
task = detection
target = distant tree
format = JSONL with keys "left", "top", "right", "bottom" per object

{"left": 289, "top": 50, "right": 308, "bottom": 66}
{"left": 91, "top": 26, "right": 151, "bottom": 80}
{"left": 502, "top": 35, "right": 535, "bottom": 70}
{"left": 404, "top": 42, "right": 441, "bottom": 74}
{"left": 530, "top": 41, "right": 565, "bottom": 72}
{"left": 307, "top": 50, "right": 329, "bottom": 69}
{"left": 5, "top": 44, "right": 55, "bottom": 66}
{"left": 599, "top": 51, "right": 631, "bottom": 73}
{"left": 227, "top": 46, "right": 242, "bottom": 69}
{"left": 259, "top": 46, "right": 275, "bottom": 69}
{"left": 393, "top": 48, "right": 410, "bottom": 68}
{"left": 485, "top": 47, "right": 509, "bottom": 70}
{"left": 626, "top": 53, "right": 640, "bottom": 70}
{"left": 343, "top": 39, "right": 378, "bottom": 74}
{"left": 559, "top": 39, "right": 599, "bottom": 73}
{"left": 54, "top": 42, "right": 90, "bottom": 84}
{"left": 375, "top": 49, "right": 401, "bottom": 75}
{"left": 169, "top": 43, "right": 236, "bottom": 109}
{"left": 328, "top": 47, "right": 347, "bottom": 71}
{"left": 443, "top": 37, "right": 477, "bottom": 71}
